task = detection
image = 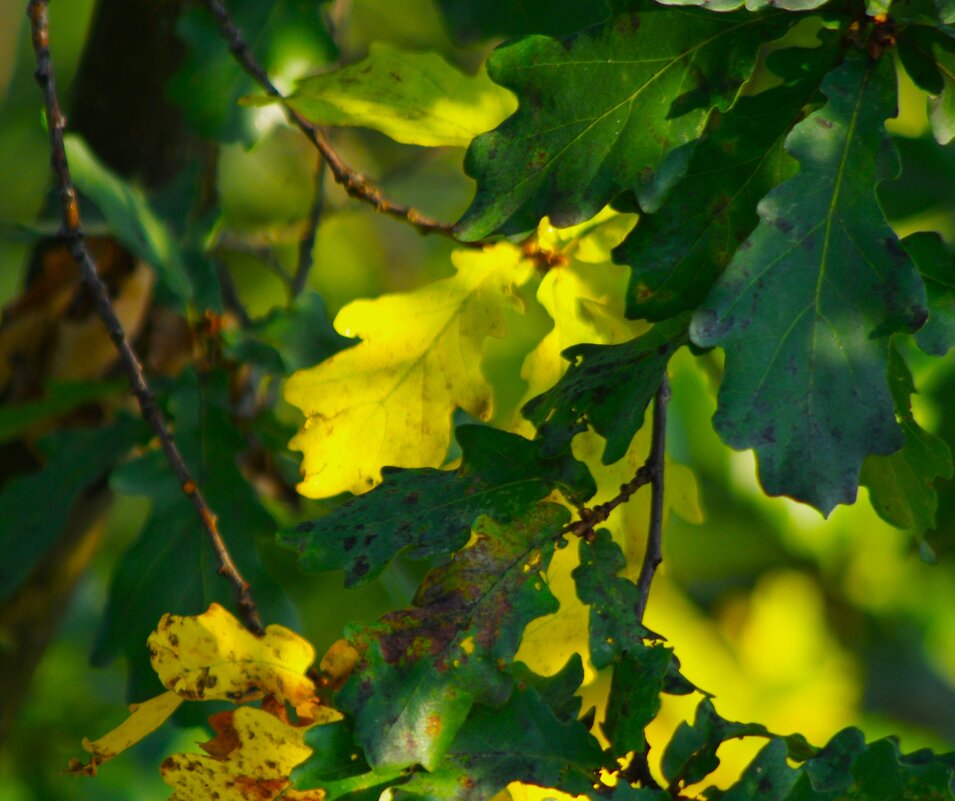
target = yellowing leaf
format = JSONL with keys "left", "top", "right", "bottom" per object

{"left": 287, "top": 244, "right": 532, "bottom": 498}
{"left": 161, "top": 707, "right": 325, "bottom": 801}
{"left": 69, "top": 690, "right": 184, "bottom": 775}
{"left": 148, "top": 603, "right": 324, "bottom": 718}
{"left": 278, "top": 43, "right": 517, "bottom": 148}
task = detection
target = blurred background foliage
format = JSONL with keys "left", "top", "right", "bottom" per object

{"left": 0, "top": 0, "right": 953, "bottom": 799}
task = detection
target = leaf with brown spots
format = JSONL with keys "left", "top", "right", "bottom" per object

{"left": 337, "top": 504, "right": 567, "bottom": 771}
{"left": 690, "top": 54, "right": 928, "bottom": 514}
{"left": 149, "top": 603, "right": 329, "bottom": 719}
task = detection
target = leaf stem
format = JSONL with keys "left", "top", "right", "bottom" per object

{"left": 26, "top": 0, "right": 264, "bottom": 636}
{"left": 200, "top": 0, "right": 457, "bottom": 239}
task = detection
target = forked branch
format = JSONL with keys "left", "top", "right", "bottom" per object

{"left": 26, "top": 0, "right": 263, "bottom": 636}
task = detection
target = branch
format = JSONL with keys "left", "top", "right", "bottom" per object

{"left": 634, "top": 376, "right": 669, "bottom": 623}
{"left": 201, "top": 0, "right": 457, "bottom": 239}
{"left": 26, "top": 0, "right": 264, "bottom": 636}
{"left": 291, "top": 154, "right": 325, "bottom": 298}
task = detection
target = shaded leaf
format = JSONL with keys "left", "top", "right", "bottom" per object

{"left": 523, "top": 316, "right": 687, "bottom": 464}
{"left": 456, "top": 6, "right": 797, "bottom": 239}
{"left": 0, "top": 379, "right": 125, "bottom": 445}
{"left": 225, "top": 290, "right": 355, "bottom": 375}
{"left": 337, "top": 505, "right": 566, "bottom": 770}
{"left": 615, "top": 44, "right": 839, "bottom": 320}
{"left": 603, "top": 646, "right": 673, "bottom": 755}
{"left": 93, "top": 370, "right": 295, "bottom": 699}
{"left": 286, "top": 244, "right": 532, "bottom": 498}
{"left": 897, "top": 24, "right": 955, "bottom": 145}
{"left": 861, "top": 346, "right": 953, "bottom": 532}
{"left": 276, "top": 44, "right": 516, "bottom": 148}
{"left": 903, "top": 232, "right": 955, "bottom": 356}
{"left": 716, "top": 738, "right": 799, "bottom": 801}
{"left": 65, "top": 136, "right": 192, "bottom": 305}
{"left": 689, "top": 54, "right": 927, "bottom": 514}
{"left": 394, "top": 684, "right": 604, "bottom": 800}
{"left": 281, "top": 425, "right": 593, "bottom": 587}
{"left": 0, "top": 416, "right": 147, "bottom": 600}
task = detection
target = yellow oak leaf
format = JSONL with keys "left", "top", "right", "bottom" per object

{"left": 148, "top": 603, "right": 327, "bottom": 718}
{"left": 161, "top": 706, "right": 326, "bottom": 801}
{"left": 286, "top": 243, "right": 532, "bottom": 498}
{"left": 68, "top": 690, "right": 183, "bottom": 775}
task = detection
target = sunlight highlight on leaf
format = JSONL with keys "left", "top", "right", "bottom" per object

{"left": 286, "top": 243, "right": 533, "bottom": 498}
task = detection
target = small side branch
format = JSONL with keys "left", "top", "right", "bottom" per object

{"left": 634, "top": 376, "right": 669, "bottom": 623}
{"left": 27, "top": 0, "right": 263, "bottom": 636}
{"left": 201, "top": 0, "right": 456, "bottom": 239}
{"left": 291, "top": 155, "right": 325, "bottom": 298}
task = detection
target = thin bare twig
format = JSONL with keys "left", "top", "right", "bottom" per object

{"left": 201, "top": 0, "right": 456, "bottom": 238}
{"left": 634, "top": 376, "right": 669, "bottom": 623}
{"left": 291, "top": 155, "right": 325, "bottom": 297}
{"left": 27, "top": 0, "right": 263, "bottom": 636}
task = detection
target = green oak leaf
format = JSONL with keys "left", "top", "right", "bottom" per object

{"left": 275, "top": 44, "right": 516, "bottom": 148}
{"left": 93, "top": 370, "right": 295, "bottom": 700}
{"left": 615, "top": 45, "right": 839, "bottom": 321}
{"left": 715, "top": 739, "right": 799, "bottom": 801}
{"left": 861, "top": 346, "right": 953, "bottom": 532}
{"left": 689, "top": 54, "right": 928, "bottom": 514}
{"left": 337, "top": 505, "right": 566, "bottom": 771}
{"left": 902, "top": 232, "right": 955, "bottom": 356}
{"left": 661, "top": 698, "right": 771, "bottom": 788}
{"left": 455, "top": 6, "right": 797, "bottom": 240}
{"left": 603, "top": 645, "right": 673, "bottom": 755}
{"left": 0, "top": 379, "right": 125, "bottom": 446}
{"left": 65, "top": 136, "right": 193, "bottom": 306}
{"left": 523, "top": 316, "right": 687, "bottom": 464}
{"left": 281, "top": 425, "right": 593, "bottom": 587}
{"left": 0, "top": 417, "right": 147, "bottom": 601}
{"left": 394, "top": 684, "right": 604, "bottom": 800}
{"left": 433, "top": 0, "right": 610, "bottom": 44}
{"left": 897, "top": 24, "right": 955, "bottom": 145}
{"left": 572, "top": 530, "right": 653, "bottom": 668}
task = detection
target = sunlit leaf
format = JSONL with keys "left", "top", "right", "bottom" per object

{"left": 275, "top": 44, "right": 516, "bottom": 148}
{"left": 455, "top": 7, "right": 797, "bottom": 239}
{"left": 286, "top": 244, "right": 533, "bottom": 498}
{"left": 161, "top": 707, "right": 325, "bottom": 801}
{"left": 615, "top": 44, "right": 839, "bottom": 321}
{"left": 148, "top": 603, "right": 326, "bottom": 718}
{"left": 69, "top": 691, "right": 184, "bottom": 775}
{"left": 690, "top": 54, "right": 927, "bottom": 514}
{"left": 281, "top": 425, "right": 593, "bottom": 586}
{"left": 337, "top": 505, "right": 566, "bottom": 770}
{"left": 860, "top": 346, "right": 953, "bottom": 532}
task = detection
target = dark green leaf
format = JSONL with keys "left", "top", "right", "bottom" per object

{"left": 717, "top": 739, "right": 799, "bottom": 801}
{"left": 92, "top": 370, "right": 295, "bottom": 698}
{"left": 897, "top": 24, "right": 955, "bottom": 145}
{"left": 572, "top": 530, "right": 653, "bottom": 668}
{"left": 65, "top": 135, "right": 193, "bottom": 305}
{"left": 281, "top": 425, "right": 593, "bottom": 587}
{"left": 903, "top": 232, "right": 955, "bottom": 356}
{"left": 510, "top": 655, "right": 585, "bottom": 722}
{"left": 603, "top": 646, "right": 672, "bottom": 755}
{"left": 615, "top": 44, "right": 839, "bottom": 321}
{"left": 661, "top": 698, "right": 769, "bottom": 787}
{"left": 295, "top": 719, "right": 371, "bottom": 784}
{"left": 226, "top": 291, "right": 355, "bottom": 375}
{"left": 647, "top": 0, "right": 831, "bottom": 9}
{"left": 455, "top": 7, "right": 797, "bottom": 239}
{"left": 0, "top": 379, "right": 124, "bottom": 446}
{"left": 434, "top": 0, "right": 609, "bottom": 44}
{"left": 523, "top": 317, "right": 687, "bottom": 464}
{"left": 861, "top": 346, "right": 953, "bottom": 532}
{"left": 0, "top": 417, "right": 147, "bottom": 600}
{"left": 337, "top": 505, "right": 566, "bottom": 770}
{"left": 394, "top": 684, "right": 604, "bottom": 800}
{"left": 689, "top": 54, "right": 927, "bottom": 514}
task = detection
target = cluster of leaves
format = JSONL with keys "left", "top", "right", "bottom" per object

{"left": 4, "top": 0, "right": 955, "bottom": 798}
